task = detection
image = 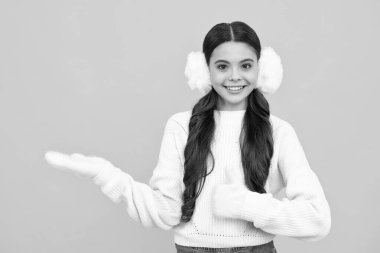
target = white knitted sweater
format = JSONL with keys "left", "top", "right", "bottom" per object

{"left": 93, "top": 109, "right": 331, "bottom": 248}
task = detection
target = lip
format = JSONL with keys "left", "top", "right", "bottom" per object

{"left": 224, "top": 85, "right": 246, "bottom": 93}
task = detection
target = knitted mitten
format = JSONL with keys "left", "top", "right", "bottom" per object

{"left": 212, "top": 167, "right": 250, "bottom": 219}
{"left": 44, "top": 151, "right": 115, "bottom": 179}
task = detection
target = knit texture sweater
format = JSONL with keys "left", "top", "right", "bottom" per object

{"left": 92, "top": 109, "right": 331, "bottom": 248}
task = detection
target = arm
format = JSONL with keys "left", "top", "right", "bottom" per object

{"left": 92, "top": 116, "right": 184, "bottom": 230}
{"left": 45, "top": 115, "right": 185, "bottom": 230}
{"left": 213, "top": 122, "right": 331, "bottom": 241}
{"left": 244, "top": 122, "right": 331, "bottom": 241}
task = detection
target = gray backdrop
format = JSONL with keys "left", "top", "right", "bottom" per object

{"left": 0, "top": 0, "right": 379, "bottom": 252}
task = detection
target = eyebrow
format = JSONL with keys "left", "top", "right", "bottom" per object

{"left": 214, "top": 59, "right": 255, "bottom": 64}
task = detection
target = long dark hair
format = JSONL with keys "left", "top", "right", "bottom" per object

{"left": 180, "top": 21, "right": 273, "bottom": 222}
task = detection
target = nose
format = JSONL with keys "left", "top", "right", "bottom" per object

{"left": 228, "top": 66, "right": 241, "bottom": 82}
{"left": 229, "top": 77, "right": 241, "bottom": 82}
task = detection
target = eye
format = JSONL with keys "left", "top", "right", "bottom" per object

{"left": 242, "top": 63, "right": 252, "bottom": 69}
{"left": 217, "top": 64, "right": 228, "bottom": 71}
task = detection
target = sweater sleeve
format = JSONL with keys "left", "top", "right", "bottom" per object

{"left": 239, "top": 122, "right": 331, "bottom": 241}
{"left": 92, "top": 116, "right": 184, "bottom": 230}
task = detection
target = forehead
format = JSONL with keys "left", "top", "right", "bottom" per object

{"left": 210, "top": 41, "right": 258, "bottom": 62}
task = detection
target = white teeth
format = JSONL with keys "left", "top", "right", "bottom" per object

{"left": 226, "top": 86, "right": 244, "bottom": 90}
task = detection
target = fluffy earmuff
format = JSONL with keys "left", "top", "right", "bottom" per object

{"left": 184, "top": 47, "right": 283, "bottom": 95}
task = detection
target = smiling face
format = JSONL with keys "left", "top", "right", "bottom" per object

{"left": 209, "top": 41, "right": 259, "bottom": 111}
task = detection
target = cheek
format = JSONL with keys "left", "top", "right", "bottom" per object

{"left": 245, "top": 69, "right": 259, "bottom": 83}
{"left": 210, "top": 70, "right": 226, "bottom": 85}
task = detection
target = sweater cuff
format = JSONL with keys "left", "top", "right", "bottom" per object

{"left": 92, "top": 163, "right": 123, "bottom": 187}
{"left": 240, "top": 191, "right": 274, "bottom": 228}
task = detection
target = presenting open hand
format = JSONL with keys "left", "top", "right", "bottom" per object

{"left": 45, "top": 151, "right": 114, "bottom": 179}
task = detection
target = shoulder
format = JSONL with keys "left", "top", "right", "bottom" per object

{"left": 270, "top": 113, "right": 291, "bottom": 130}
{"left": 165, "top": 110, "right": 192, "bottom": 135}
{"left": 269, "top": 113, "right": 297, "bottom": 137}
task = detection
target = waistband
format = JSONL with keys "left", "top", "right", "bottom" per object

{"left": 175, "top": 240, "right": 275, "bottom": 252}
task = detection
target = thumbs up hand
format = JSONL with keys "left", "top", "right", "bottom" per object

{"left": 45, "top": 151, "right": 114, "bottom": 179}
{"left": 212, "top": 168, "right": 250, "bottom": 219}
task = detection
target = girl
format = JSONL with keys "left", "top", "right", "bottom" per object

{"left": 45, "top": 21, "right": 331, "bottom": 253}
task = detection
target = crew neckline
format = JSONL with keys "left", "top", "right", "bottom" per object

{"left": 215, "top": 109, "right": 246, "bottom": 113}
{"left": 214, "top": 109, "right": 246, "bottom": 121}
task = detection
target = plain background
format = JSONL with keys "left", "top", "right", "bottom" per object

{"left": 0, "top": 0, "right": 379, "bottom": 252}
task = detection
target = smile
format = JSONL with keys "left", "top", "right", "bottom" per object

{"left": 224, "top": 86, "right": 246, "bottom": 91}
